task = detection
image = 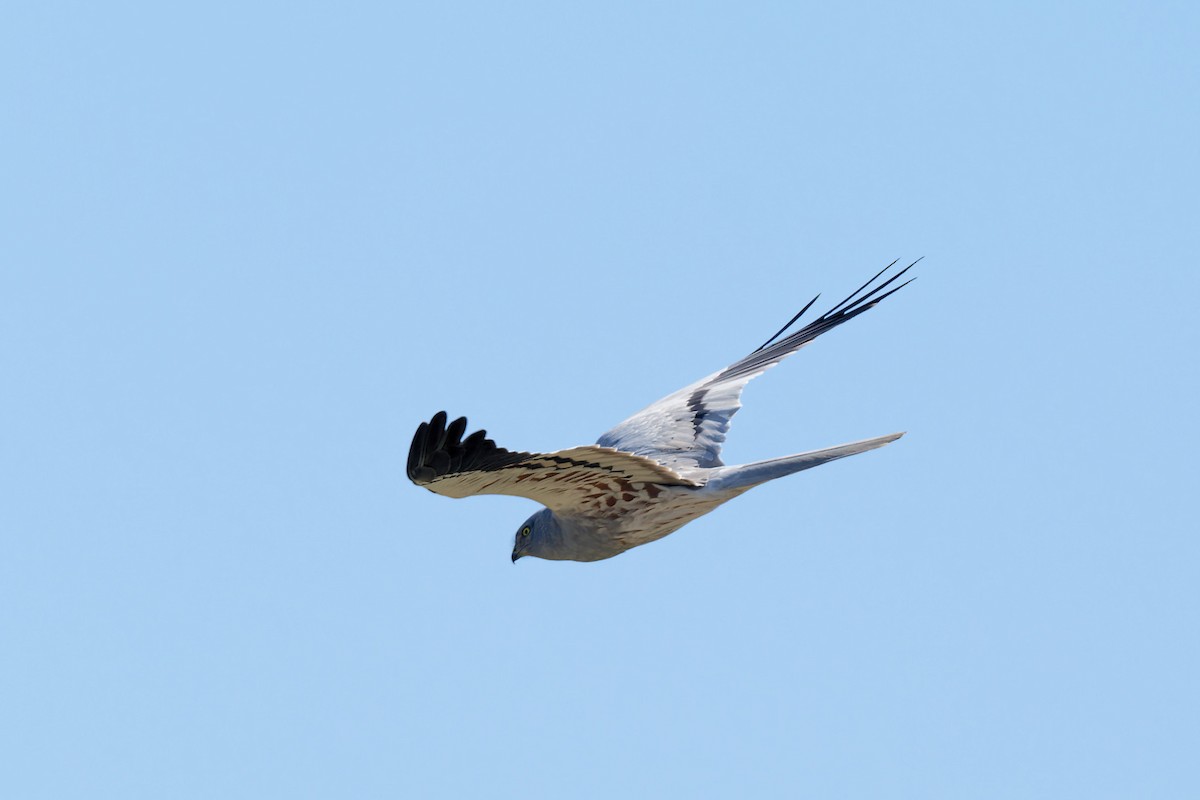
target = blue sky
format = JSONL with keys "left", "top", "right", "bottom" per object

{"left": 3, "top": 2, "right": 1198, "bottom": 797}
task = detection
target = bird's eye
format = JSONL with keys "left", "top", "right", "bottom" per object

{"left": 521, "top": 526, "right": 531, "bottom": 537}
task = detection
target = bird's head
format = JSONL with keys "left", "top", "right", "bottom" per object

{"left": 511, "top": 508, "right": 561, "bottom": 563}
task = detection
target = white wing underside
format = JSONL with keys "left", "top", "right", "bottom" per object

{"left": 597, "top": 262, "right": 915, "bottom": 470}
{"left": 596, "top": 370, "right": 749, "bottom": 470}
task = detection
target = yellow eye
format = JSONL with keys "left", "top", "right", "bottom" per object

{"left": 521, "top": 526, "right": 531, "bottom": 537}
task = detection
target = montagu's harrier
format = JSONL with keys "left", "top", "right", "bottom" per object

{"left": 408, "top": 261, "right": 915, "bottom": 563}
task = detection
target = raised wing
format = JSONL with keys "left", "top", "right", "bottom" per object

{"left": 407, "top": 411, "right": 698, "bottom": 513}
{"left": 597, "top": 260, "right": 916, "bottom": 470}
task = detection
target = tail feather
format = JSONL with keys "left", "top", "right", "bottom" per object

{"left": 704, "top": 432, "right": 904, "bottom": 493}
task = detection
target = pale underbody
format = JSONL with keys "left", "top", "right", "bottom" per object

{"left": 539, "top": 480, "right": 750, "bottom": 561}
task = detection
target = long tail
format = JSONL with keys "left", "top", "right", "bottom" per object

{"left": 703, "top": 432, "right": 904, "bottom": 493}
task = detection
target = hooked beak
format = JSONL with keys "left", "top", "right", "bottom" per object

{"left": 511, "top": 551, "right": 523, "bottom": 563}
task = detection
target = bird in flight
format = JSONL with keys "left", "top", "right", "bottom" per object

{"left": 408, "top": 261, "right": 915, "bottom": 563}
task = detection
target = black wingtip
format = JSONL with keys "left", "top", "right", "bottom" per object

{"left": 737, "top": 259, "right": 917, "bottom": 373}
{"left": 407, "top": 421, "right": 430, "bottom": 481}
{"left": 755, "top": 293, "right": 821, "bottom": 353}
{"left": 867, "top": 275, "right": 916, "bottom": 308}
{"left": 408, "top": 411, "right": 457, "bottom": 483}
{"left": 406, "top": 412, "right": 530, "bottom": 486}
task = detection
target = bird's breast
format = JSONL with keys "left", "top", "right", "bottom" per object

{"left": 564, "top": 482, "right": 735, "bottom": 553}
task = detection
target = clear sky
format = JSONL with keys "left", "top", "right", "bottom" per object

{"left": 3, "top": 2, "right": 1198, "bottom": 798}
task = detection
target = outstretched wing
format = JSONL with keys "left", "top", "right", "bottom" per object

{"left": 407, "top": 411, "right": 698, "bottom": 513}
{"left": 597, "top": 260, "right": 916, "bottom": 470}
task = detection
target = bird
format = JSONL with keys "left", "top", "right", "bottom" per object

{"left": 407, "top": 261, "right": 915, "bottom": 563}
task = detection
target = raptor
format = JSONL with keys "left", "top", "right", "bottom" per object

{"left": 407, "top": 261, "right": 915, "bottom": 562}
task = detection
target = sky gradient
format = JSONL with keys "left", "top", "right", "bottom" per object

{"left": 3, "top": 2, "right": 1198, "bottom": 797}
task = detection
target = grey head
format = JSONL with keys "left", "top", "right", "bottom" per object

{"left": 511, "top": 507, "right": 565, "bottom": 562}
{"left": 511, "top": 507, "right": 631, "bottom": 563}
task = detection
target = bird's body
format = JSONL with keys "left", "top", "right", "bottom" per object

{"left": 407, "top": 262, "right": 915, "bottom": 563}
{"left": 529, "top": 486, "right": 744, "bottom": 562}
